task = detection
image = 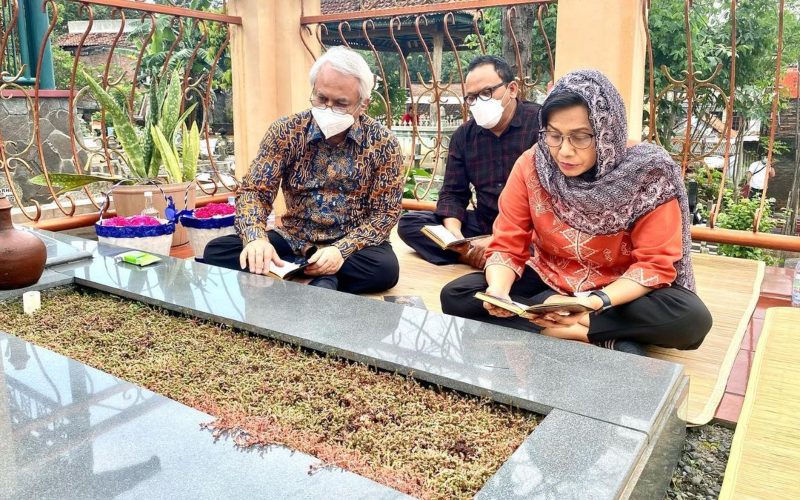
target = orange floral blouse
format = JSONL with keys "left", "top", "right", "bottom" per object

{"left": 485, "top": 149, "right": 684, "bottom": 295}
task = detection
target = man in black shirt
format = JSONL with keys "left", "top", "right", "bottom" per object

{"left": 398, "top": 55, "right": 541, "bottom": 268}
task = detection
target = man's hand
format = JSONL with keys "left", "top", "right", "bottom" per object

{"left": 527, "top": 294, "right": 596, "bottom": 328}
{"left": 240, "top": 238, "right": 284, "bottom": 275}
{"left": 306, "top": 246, "right": 344, "bottom": 276}
{"left": 458, "top": 236, "right": 491, "bottom": 269}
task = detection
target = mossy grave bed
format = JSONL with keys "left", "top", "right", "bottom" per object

{"left": 1, "top": 287, "right": 539, "bottom": 499}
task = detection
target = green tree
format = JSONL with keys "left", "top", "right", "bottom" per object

{"left": 647, "top": 0, "right": 795, "bottom": 145}
{"left": 51, "top": 45, "right": 134, "bottom": 110}
{"left": 716, "top": 193, "right": 785, "bottom": 264}
{"left": 463, "top": 6, "right": 557, "bottom": 90}
{"left": 367, "top": 69, "right": 407, "bottom": 122}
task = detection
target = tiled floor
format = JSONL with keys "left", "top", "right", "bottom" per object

{"left": 714, "top": 266, "right": 794, "bottom": 425}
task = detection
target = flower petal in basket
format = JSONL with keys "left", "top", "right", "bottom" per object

{"left": 96, "top": 218, "right": 175, "bottom": 256}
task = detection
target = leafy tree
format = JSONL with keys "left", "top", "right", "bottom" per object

{"left": 685, "top": 162, "right": 733, "bottom": 220}
{"left": 647, "top": 0, "right": 796, "bottom": 149}
{"left": 462, "top": 6, "right": 556, "bottom": 91}
{"left": 367, "top": 69, "right": 407, "bottom": 122}
{"left": 51, "top": 44, "right": 134, "bottom": 111}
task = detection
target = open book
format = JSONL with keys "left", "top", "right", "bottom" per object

{"left": 474, "top": 292, "right": 594, "bottom": 318}
{"left": 421, "top": 225, "right": 489, "bottom": 250}
{"left": 268, "top": 260, "right": 309, "bottom": 280}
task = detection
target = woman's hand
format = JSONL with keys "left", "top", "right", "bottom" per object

{"left": 482, "top": 287, "right": 517, "bottom": 318}
{"left": 527, "top": 294, "right": 596, "bottom": 328}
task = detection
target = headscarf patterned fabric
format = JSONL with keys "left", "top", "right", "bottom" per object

{"left": 534, "top": 69, "right": 696, "bottom": 291}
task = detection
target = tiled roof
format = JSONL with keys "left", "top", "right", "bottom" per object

{"left": 57, "top": 32, "right": 134, "bottom": 48}
{"left": 321, "top": 0, "right": 468, "bottom": 14}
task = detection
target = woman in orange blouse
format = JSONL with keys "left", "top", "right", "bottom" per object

{"left": 441, "top": 69, "right": 712, "bottom": 356}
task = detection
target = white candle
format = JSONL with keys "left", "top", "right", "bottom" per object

{"left": 23, "top": 291, "right": 41, "bottom": 315}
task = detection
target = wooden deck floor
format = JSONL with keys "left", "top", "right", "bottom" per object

{"left": 719, "top": 307, "right": 800, "bottom": 500}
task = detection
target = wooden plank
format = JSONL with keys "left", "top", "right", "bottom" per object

{"left": 649, "top": 253, "right": 764, "bottom": 425}
{"left": 719, "top": 307, "right": 800, "bottom": 500}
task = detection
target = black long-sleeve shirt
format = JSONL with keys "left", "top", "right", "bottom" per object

{"left": 435, "top": 99, "right": 541, "bottom": 234}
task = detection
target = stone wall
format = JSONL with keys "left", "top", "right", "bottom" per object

{"left": 0, "top": 92, "right": 88, "bottom": 206}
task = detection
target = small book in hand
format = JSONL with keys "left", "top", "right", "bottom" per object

{"left": 420, "top": 225, "right": 489, "bottom": 250}
{"left": 474, "top": 292, "right": 593, "bottom": 318}
{"left": 268, "top": 259, "right": 309, "bottom": 281}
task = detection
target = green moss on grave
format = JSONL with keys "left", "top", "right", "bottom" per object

{"left": 1, "top": 287, "right": 538, "bottom": 499}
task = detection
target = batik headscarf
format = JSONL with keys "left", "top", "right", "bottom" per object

{"left": 534, "top": 69, "right": 695, "bottom": 291}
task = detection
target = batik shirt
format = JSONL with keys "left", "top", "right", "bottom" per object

{"left": 235, "top": 110, "right": 404, "bottom": 259}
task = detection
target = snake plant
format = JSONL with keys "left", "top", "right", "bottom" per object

{"left": 30, "top": 69, "right": 199, "bottom": 195}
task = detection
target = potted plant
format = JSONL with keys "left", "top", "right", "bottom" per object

{"left": 30, "top": 68, "right": 200, "bottom": 246}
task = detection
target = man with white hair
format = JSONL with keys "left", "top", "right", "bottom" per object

{"left": 204, "top": 46, "right": 404, "bottom": 294}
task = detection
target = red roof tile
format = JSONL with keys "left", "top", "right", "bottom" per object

{"left": 57, "top": 32, "right": 134, "bottom": 48}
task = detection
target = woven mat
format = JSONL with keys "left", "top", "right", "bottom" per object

{"left": 648, "top": 254, "right": 764, "bottom": 425}
{"left": 720, "top": 307, "right": 800, "bottom": 499}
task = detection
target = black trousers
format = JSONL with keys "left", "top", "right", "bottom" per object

{"left": 440, "top": 267, "right": 712, "bottom": 350}
{"left": 203, "top": 232, "right": 399, "bottom": 294}
{"left": 397, "top": 210, "right": 487, "bottom": 265}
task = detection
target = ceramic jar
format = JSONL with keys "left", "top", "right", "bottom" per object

{"left": 0, "top": 195, "right": 46, "bottom": 290}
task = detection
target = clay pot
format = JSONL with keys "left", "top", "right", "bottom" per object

{"left": 0, "top": 196, "right": 46, "bottom": 290}
{"left": 111, "top": 181, "right": 196, "bottom": 247}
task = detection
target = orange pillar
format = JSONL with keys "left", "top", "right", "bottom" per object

{"left": 554, "top": 0, "right": 648, "bottom": 141}
{"left": 228, "top": 0, "right": 320, "bottom": 213}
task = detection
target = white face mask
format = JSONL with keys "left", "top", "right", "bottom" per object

{"left": 311, "top": 107, "right": 355, "bottom": 139}
{"left": 470, "top": 98, "right": 505, "bottom": 129}
{"left": 470, "top": 85, "right": 511, "bottom": 129}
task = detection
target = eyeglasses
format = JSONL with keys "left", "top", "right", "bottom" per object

{"left": 464, "top": 82, "right": 507, "bottom": 106}
{"left": 309, "top": 93, "right": 359, "bottom": 115}
{"left": 541, "top": 130, "right": 595, "bottom": 150}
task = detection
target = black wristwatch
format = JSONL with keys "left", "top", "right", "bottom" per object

{"left": 589, "top": 290, "right": 612, "bottom": 314}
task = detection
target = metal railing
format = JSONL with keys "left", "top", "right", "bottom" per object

{"left": 304, "top": 0, "right": 800, "bottom": 253}
{"left": 642, "top": 0, "right": 800, "bottom": 252}
{"left": 0, "top": 0, "right": 239, "bottom": 223}
{"left": 301, "top": 0, "right": 556, "bottom": 201}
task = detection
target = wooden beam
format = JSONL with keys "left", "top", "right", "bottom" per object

{"left": 691, "top": 226, "right": 800, "bottom": 252}
{"left": 76, "top": 0, "right": 242, "bottom": 24}
{"left": 401, "top": 200, "right": 800, "bottom": 251}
